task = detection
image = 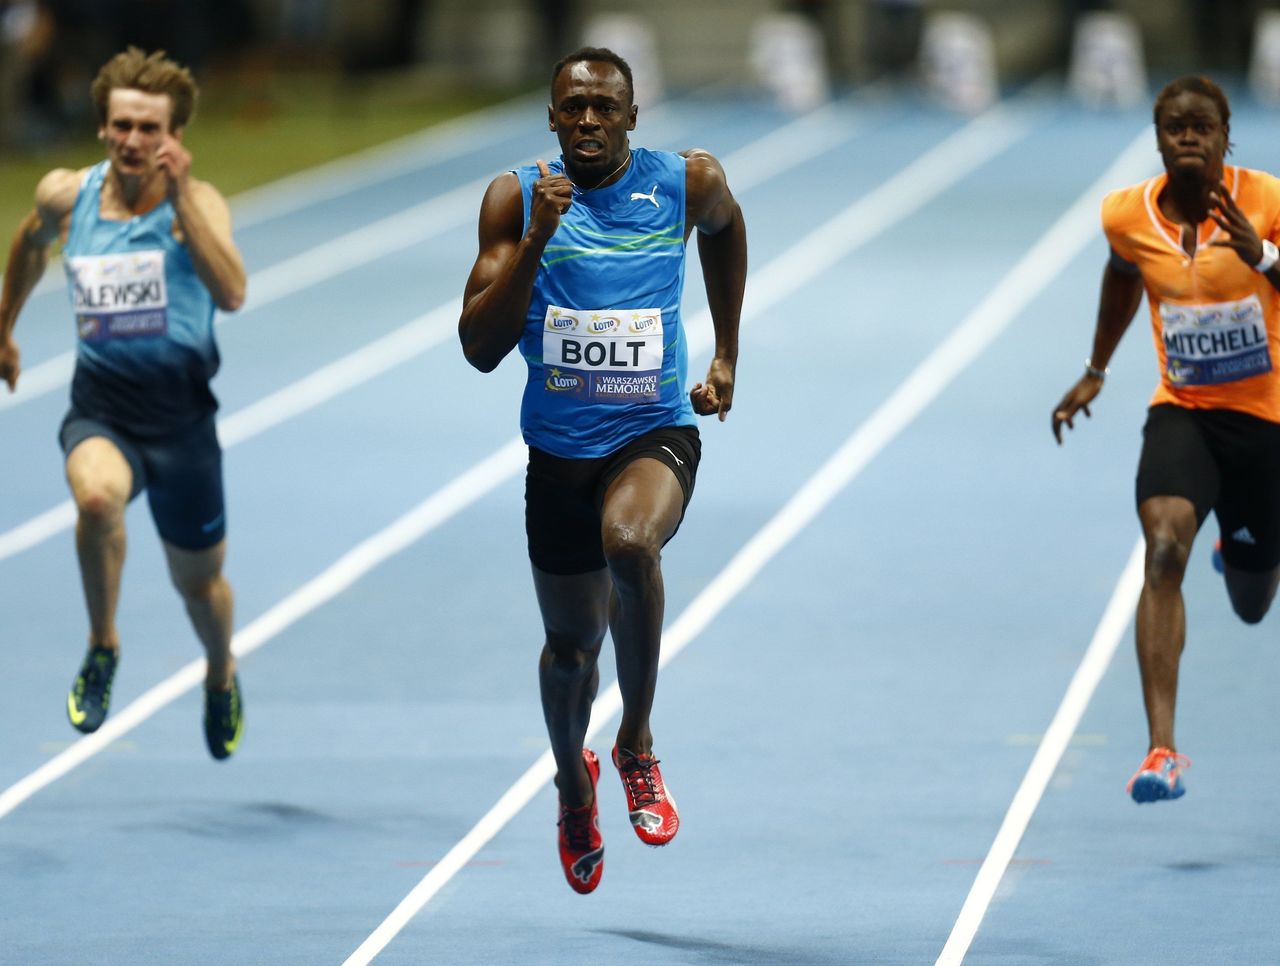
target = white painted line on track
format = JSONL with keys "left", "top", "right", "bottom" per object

{"left": 935, "top": 539, "right": 1144, "bottom": 966}
{"left": 0, "top": 95, "right": 1029, "bottom": 823}
{"left": 227, "top": 96, "right": 543, "bottom": 229}
{"left": 0, "top": 438, "right": 527, "bottom": 822}
{"left": 216, "top": 302, "right": 461, "bottom": 444}
{"left": 925, "top": 129, "right": 1156, "bottom": 965}
{"left": 343, "top": 104, "right": 1043, "bottom": 966}
{"left": 0, "top": 300, "right": 461, "bottom": 562}
{"left": 0, "top": 99, "right": 862, "bottom": 559}
{"left": 0, "top": 172, "right": 504, "bottom": 413}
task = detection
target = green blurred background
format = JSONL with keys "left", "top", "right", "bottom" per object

{"left": 0, "top": 70, "right": 512, "bottom": 271}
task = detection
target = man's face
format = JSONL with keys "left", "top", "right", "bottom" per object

{"left": 1156, "top": 90, "right": 1227, "bottom": 181}
{"left": 100, "top": 88, "right": 176, "bottom": 180}
{"left": 548, "top": 60, "right": 637, "bottom": 181}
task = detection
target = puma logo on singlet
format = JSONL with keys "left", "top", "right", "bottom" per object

{"left": 630, "top": 184, "right": 660, "bottom": 208}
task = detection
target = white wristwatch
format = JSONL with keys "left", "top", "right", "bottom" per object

{"left": 1255, "top": 239, "right": 1279, "bottom": 274}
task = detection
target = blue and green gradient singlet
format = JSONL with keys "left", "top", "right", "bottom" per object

{"left": 63, "top": 161, "right": 219, "bottom": 437}
{"left": 516, "top": 148, "right": 695, "bottom": 458}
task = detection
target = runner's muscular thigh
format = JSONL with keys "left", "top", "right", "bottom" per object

{"left": 601, "top": 457, "right": 684, "bottom": 548}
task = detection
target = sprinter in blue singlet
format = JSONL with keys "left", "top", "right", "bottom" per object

{"left": 460, "top": 46, "right": 748, "bottom": 894}
{"left": 0, "top": 48, "right": 246, "bottom": 760}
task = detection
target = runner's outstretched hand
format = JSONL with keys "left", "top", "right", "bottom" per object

{"left": 1051, "top": 373, "right": 1104, "bottom": 444}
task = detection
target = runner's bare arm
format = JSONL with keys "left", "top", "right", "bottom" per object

{"left": 459, "top": 164, "right": 569, "bottom": 372}
{"left": 0, "top": 168, "right": 80, "bottom": 391}
{"left": 172, "top": 180, "right": 245, "bottom": 312}
{"left": 683, "top": 149, "right": 746, "bottom": 421}
{"left": 1051, "top": 261, "right": 1144, "bottom": 444}
{"left": 161, "top": 135, "right": 245, "bottom": 312}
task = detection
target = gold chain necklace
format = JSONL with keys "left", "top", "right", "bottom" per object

{"left": 570, "top": 150, "right": 632, "bottom": 195}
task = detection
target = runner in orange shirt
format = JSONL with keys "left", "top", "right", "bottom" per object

{"left": 1053, "top": 75, "right": 1280, "bottom": 804}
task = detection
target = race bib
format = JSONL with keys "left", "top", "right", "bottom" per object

{"left": 541, "top": 305, "right": 664, "bottom": 403}
{"left": 66, "top": 251, "right": 168, "bottom": 343}
{"left": 1159, "top": 295, "right": 1272, "bottom": 386}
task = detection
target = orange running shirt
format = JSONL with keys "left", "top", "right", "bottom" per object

{"left": 1102, "top": 164, "right": 1280, "bottom": 423}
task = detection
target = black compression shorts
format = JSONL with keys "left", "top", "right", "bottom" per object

{"left": 525, "top": 424, "right": 701, "bottom": 575}
{"left": 1136, "top": 403, "right": 1280, "bottom": 571}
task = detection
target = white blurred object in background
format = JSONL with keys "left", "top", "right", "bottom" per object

{"left": 581, "top": 13, "right": 664, "bottom": 107}
{"left": 1068, "top": 11, "right": 1147, "bottom": 108}
{"left": 919, "top": 11, "right": 997, "bottom": 113}
{"left": 1249, "top": 9, "right": 1280, "bottom": 105}
{"left": 749, "top": 12, "right": 831, "bottom": 113}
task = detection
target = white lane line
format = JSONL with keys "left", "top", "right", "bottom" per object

{"left": 719, "top": 101, "right": 858, "bottom": 187}
{"left": 0, "top": 171, "right": 505, "bottom": 413}
{"left": 0, "top": 99, "right": 864, "bottom": 560}
{"left": 935, "top": 540, "right": 1144, "bottom": 966}
{"left": 228, "top": 96, "right": 542, "bottom": 229}
{"left": 216, "top": 300, "right": 458, "bottom": 444}
{"left": 13, "top": 94, "right": 541, "bottom": 300}
{"left": 0, "top": 301, "right": 461, "bottom": 563}
{"left": 0, "top": 96, "right": 1027, "bottom": 823}
{"left": 0, "top": 438, "right": 527, "bottom": 822}
{"left": 926, "top": 130, "right": 1156, "bottom": 966}
{"left": 342, "top": 105, "right": 1043, "bottom": 966}
{"left": 0, "top": 108, "right": 697, "bottom": 415}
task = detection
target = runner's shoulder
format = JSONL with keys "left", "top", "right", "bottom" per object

{"left": 1100, "top": 178, "right": 1150, "bottom": 231}
{"left": 34, "top": 167, "right": 89, "bottom": 216}
{"left": 1232, "top": 165, "right": 1280, "bottom": 211}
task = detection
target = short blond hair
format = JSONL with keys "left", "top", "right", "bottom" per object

{"left": 91, "top": 47, "right": 198, "bottom": 131}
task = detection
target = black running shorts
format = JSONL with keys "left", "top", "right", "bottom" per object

{"left": 1136, "top": 403, "right": 1280, "bottom": 571}
{"left": 525, "top": 424, "right": 701, "bottom": 575}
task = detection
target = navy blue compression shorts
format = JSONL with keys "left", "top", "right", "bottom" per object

{"left": 59, "top": 408, "right": 226, "bottom": 551}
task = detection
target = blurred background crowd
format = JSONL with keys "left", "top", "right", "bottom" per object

{"left": 0, "top": 0, "right": 1275, "bottom": 151}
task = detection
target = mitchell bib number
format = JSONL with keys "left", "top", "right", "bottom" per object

{"left": 66, "top": 250, "right": 169, "bottom": 343}
{"left": 542, "top": 305, "right": 664, "bottom": 403}
{"left": 1159, "top": 295, "right": 1272, "bottom": 386}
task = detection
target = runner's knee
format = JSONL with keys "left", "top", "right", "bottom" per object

{"left": 602, "top": 522, "right": 661, "bottom": 581}
{"left": 73, "top": 483, "right": 127, "bottom": 531}
{"left": 543, "top": 634, "right": 602, "bottom": 671}
{"left": 171, "top": 570, "right": 223, "bottom": 604}
{"left": 1144, "top": 530, "right": 1190, "bottom": 588}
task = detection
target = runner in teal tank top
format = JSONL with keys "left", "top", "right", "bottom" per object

{"left": 64, "top": 158, "right": 220, "bottom": 437}
{"left": 460, "top": 46, "right": 748, "bottom": 895}
{"left": 0, "top": 48, "right": 246, "bottom": 761}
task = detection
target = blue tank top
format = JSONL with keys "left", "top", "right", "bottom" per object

{"left": 62, "top": 161, "right": 219, "bottom": 437}
{"left": 516, "top": 147, "right": 695, "bottom": 458}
